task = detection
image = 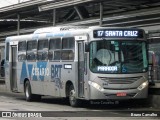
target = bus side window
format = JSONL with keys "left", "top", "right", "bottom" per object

{"left": 27, "top": 52, "right": 36, "bottom": 61}
{"left": 61, "top": 50, "right": 74, "bottom": 60}
{"left": 54, "top": 50, "right": 61, "bottom": 60}
{"left": 37, "top": 39, "right": 48, "bottom": 61}
{"left": 49, "top": 38, "right": 61, "bottom": 61}
{"left": 27, "top": 40, "right": 37, "bottom": 61}
{"left": 61, "top": 37, "right": 75, "bottom": 61}
{"left": 48, "top": 51, "right": 53, "bottom": 60}
{"left": 18, "top": 41, "right": 26, "bottom": 61}
{"left": 18, "top": 54, "right": 26, "bottom": 61}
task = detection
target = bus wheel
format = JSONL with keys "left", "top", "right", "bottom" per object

{"left": 24, "top": 81, "right": 33, "bottom": 101}
{"left": 69, "top": 85, "right": 80, "bottom": 107}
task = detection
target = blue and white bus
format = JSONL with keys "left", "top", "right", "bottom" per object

{"left": 5, "top": 26, "right": 148, "bottom": 107}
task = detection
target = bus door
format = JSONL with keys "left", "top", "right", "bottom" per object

{"left": 10, "top": 45, "right": 18, "bottom": 91}
{"left": 78, "top": 41, "right": 85, "bottom": 98}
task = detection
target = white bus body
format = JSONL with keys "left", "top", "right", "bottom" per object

{"left": 5, "top": 26, "right": 148, "bottom": 107}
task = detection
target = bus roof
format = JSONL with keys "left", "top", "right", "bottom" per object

{"left": 33, "top": 26, "right": 89, "bottom": 34}
{"left": 5, "top": 26, "right": 145, "bottom": 42}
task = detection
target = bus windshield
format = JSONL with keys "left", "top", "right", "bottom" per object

{"left": 89, "top": 40, "right": 148, "bottom": 74}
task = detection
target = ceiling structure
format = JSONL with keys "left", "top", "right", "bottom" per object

{"left": 0, "top": 0, "right": 160, "bottom": 40}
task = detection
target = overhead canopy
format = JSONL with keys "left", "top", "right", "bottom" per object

{"left": 0, "top": 0, "right": 160, "bottom": 40}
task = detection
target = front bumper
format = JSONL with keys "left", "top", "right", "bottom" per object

{"left": 89, "top": 85, "right": 148, "bottom": 100}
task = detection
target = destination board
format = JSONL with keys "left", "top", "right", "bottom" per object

{"left": 93, "top": 29, "right": 144, "bottom": 38}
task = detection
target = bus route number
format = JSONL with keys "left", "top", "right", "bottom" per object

{"left": 97, "top": 31, "right": 104, "bottom": 37}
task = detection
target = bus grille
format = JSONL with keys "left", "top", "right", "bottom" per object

{"left": 98, "top": 76, "right": 142, "bottom": 84}
{"left": 103, "top": 87, "right": 137, "bottom": 90}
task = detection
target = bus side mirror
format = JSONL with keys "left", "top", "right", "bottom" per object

{"left": 85, "top": 42, "right": 89, "bottom": 52}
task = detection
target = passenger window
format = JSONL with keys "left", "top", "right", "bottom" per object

{"left": 18, "top": 41, "right": 26, "bottom": 61}
{"left": 62, "top": 37, "right": 75, "bottom": 61}
{"left": 49, "top": 38, "right": 61, "bottom": 61}
{"left": 27, "top": 41, "right": 37, "bottom": 51}
{"left": 37, "top": 52, "right": 48, "bottom": 61}
{"left": 61, "top": 50, "right": 74, "bottom": 60}
{"left": 27, "top": 52, "right": 36, "bottom": 61}
{"left": 18, "top": 41, "right": 26, "bottom": 51}
{"left": 27, "top": 40, "right": 37, "bottom": 61}
{"left": 54, "top": 50, "right": 61, "bottom": 60}
{"left": 38, "top": 40, "right": 48, "bottom": 50}
{"left": 18, "top": 54, "right": 26, "bottom": 61}
{"left": 48, "top": 51, "right": 53, "bottom": 60}
{"left": 49, "top": 38, "right": 61, "bottom": 50}
{"left": 37, "top": 40, "right": 48, "bottom": 61}
{"left": 62, "top": 37, "right": 74, "bottom": 49}
{"left": 48, "top": 37, "right": 75, "bottom": 61}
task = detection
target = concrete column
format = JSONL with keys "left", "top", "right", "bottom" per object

{"left": 17, "top": 0, "right": 20, "bottom": 35}
{"left": 53, "top": 9, "right": 56, "bottom": 26}
{"left": 99, "top": 2, "right": 103, "bottom": 26}
{"left": 17, "top": 13, "right": 20, "bottom": 35}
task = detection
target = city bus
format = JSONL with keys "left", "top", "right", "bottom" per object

{"left": 5, "top": 26, "right": 148, "bottom": 107}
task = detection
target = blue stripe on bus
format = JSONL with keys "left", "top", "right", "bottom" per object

{"left": 28, "top": 64, "right": 33, "bottom": 78}
{"left": 32, "top": 34, "right": 39, "bottom": 39}
{"left": 37, "top": 62, "right": 47, "bottom": 81}
{"left": 46, "top": 33, "right": 54, "bottom": 37}
{"left": 46, "top": 33, "right": 65, "bottom": 38}
{"left": 20, "top": 62, "right": 28, "bottom": 84}
{"left": 33, "top": 74, "right": 38, "bottom": 81}
{"left": 54, "top": 33, "right": 64, "bottom": 37}
{"left": 20, "top": 62, "right": 63, "bottom": 83}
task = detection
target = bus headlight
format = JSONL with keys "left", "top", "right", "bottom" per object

{"left": 88, "top": 81, "right": 104, "bottom": 92}
{"left": 137, "top": 81, "right": 148, "bottom": 90}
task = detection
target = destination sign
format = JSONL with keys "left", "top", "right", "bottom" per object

{"left": 93, "top": 29, "right": 144, "bottom": 38}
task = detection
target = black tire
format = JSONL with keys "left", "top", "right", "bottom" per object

{"left": 24, "top": 81, "right": 41, "bottom": 101}
{"left": 24, "top": 81, "right": 33, "bottom": 101}
{"left": 69, "top": 85, "right": 81, "bottom": 107}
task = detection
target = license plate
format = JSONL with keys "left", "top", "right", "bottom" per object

{"left": 116, "top": 92, "right": 127, "bottom": 96}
